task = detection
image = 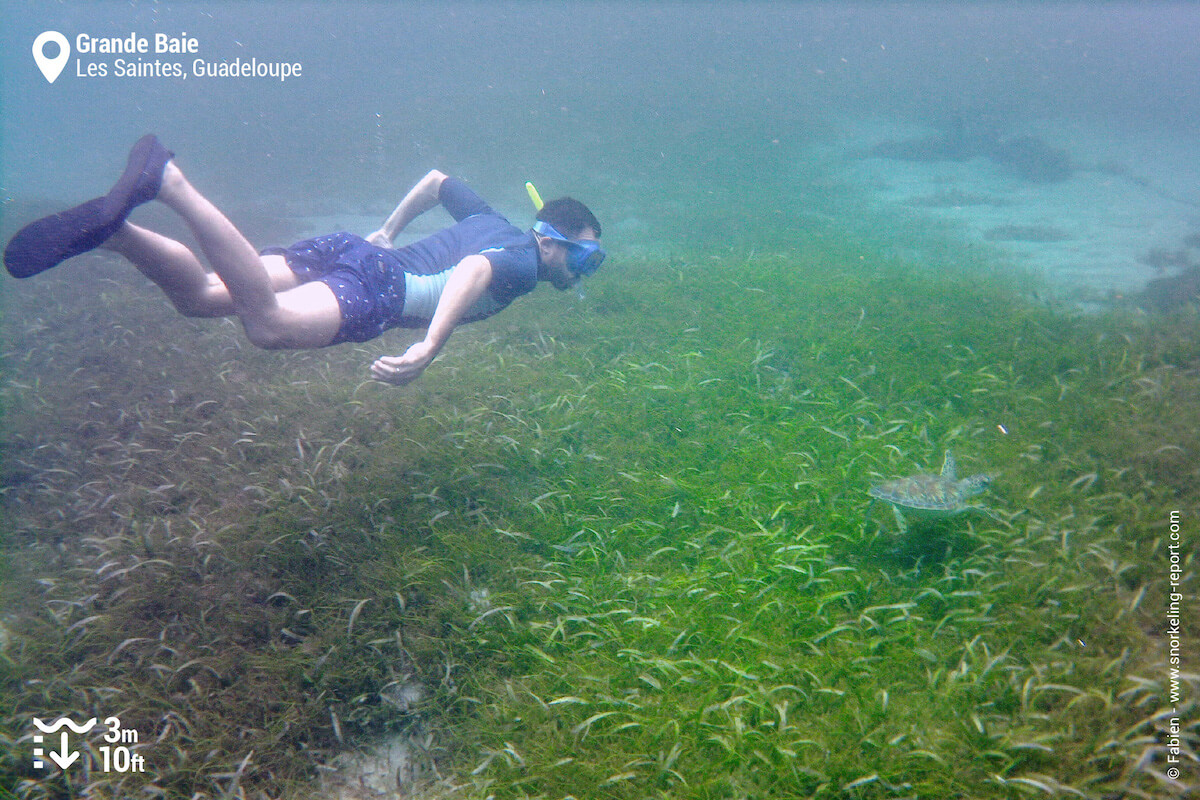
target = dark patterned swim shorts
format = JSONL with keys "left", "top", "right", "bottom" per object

{"left": 262, "top": 232, "right": 407, "bottom": 344}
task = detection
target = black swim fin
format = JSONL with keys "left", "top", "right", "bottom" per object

{"left": 4, "top": 134, "right": 173, "bottom": 279}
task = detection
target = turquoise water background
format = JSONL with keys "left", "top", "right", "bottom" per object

{"left": 4, "top": 1, "right": 1198, "bottom": 253}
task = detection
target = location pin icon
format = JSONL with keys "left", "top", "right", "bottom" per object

{"left": 33, "top": 31, "right": 70, "bottom": 84}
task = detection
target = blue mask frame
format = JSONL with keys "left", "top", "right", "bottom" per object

{"left": 533, "top": 220, "right": 606, "bottom": 276}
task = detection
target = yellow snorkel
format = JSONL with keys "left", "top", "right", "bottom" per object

{"left": 525, "top": 181, "right": 545, "bottom": 212}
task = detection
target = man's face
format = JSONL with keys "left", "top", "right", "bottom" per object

{"left": 539, "top": 226, "right": 599, "bottom": 290}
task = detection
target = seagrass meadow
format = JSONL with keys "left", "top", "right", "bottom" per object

{"left": 1, "top": 225, "right": 1198, "bottom": 799}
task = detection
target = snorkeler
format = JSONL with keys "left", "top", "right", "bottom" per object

{"left": 3, "top": 135, "right": 604, "bottom": 385}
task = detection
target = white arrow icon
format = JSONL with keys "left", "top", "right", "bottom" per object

{"left": 47, "top": 731, "right": 80, "bottom": 769}
{"left": 33, "top": 31, "right": 71, "bottom": 84}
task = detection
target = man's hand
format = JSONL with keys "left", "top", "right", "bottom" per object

{"left": 365, "top": 229, "right": 392, "bottom": 247}
{"left": 371, "top": 339, "right": 438, "bottom": 385}
{"left": 369, "top": 255, "right": 491, "bottom": 387}
{"left": 369, "top": 170, "right": 448, "bottom": 248}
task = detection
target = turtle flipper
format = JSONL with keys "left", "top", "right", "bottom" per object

{"left": 940, "top": 451, "right": 957, "bottom": 480}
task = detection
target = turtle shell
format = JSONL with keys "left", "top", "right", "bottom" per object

{"left": 868, "top": 474, "right": 973, "bottom": 512}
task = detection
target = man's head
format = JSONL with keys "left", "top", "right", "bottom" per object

{"left": 537, "top": 197, "right": 601, "bottom": 240}
{"left": 534, "top": 197, "right": 604, "bottom": 290}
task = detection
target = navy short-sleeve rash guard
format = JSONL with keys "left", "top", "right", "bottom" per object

{"left": 393, "top": 177, "right": 540, "bottom": 308}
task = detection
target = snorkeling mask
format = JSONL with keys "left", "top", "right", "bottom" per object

{"left": 532, "top": 219, "right": 606, "bottom": 276}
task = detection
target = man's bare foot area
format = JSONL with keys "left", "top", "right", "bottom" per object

{"left": 156, "top": 160, "right": 187, "bottom": 206}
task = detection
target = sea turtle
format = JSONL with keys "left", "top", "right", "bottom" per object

{"left": 868, "top": 451, "right": 992, "bottom": 533}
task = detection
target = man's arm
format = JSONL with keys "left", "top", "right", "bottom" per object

{"left": 370, "top": 254, "right": 493, "bottom": 385}
{"left": 365, "top": 169, "right": 448, "bottom": 246}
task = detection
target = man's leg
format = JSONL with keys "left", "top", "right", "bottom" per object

{"left": 5, "top": 136, "right": 344, "bottom": 350}
{"left": 105, "top": 223, "right": 235, "bottom": 317}
{"left": 153, "top": 162, "right": 344, "bottom": 349}
{"left": 106, "top": 224, "right": 302, "bottom": 319}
